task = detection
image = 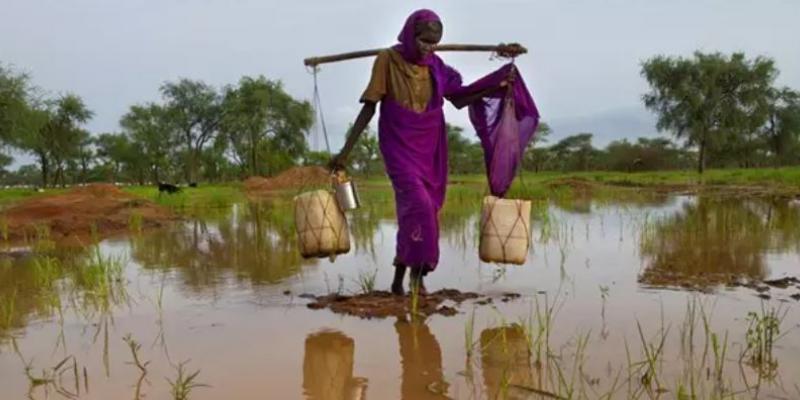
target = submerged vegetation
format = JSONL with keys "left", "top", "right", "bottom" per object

{"left": 743, "top": 304, "right": 788, "bottom": 380}
{"left": 456, "top": 296, "right": 791, "bottom": 400}
{"left": 167, "top": 361, "right": 207, "bottom": 400}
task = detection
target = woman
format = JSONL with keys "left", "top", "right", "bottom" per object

{"left": 330, "top": 9, "right": 523, "bottom": 295}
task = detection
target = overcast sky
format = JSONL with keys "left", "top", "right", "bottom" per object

{"left": 2, "top": 0, "right": 799, "bottom": 166}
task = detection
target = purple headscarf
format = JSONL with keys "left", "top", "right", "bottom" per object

{"left": 393, "top": 9, "right": 441, "bottom": 66}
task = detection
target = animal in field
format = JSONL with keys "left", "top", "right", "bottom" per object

{"left": 188, "top": 182, "right": 198, "bottom": 188}
{"left": 157, "top": 182, "right": 181, "bottom": 194}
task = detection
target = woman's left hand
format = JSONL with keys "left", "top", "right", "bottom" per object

{"left": 500, "top": 66, "right": 517, "bottom": 88}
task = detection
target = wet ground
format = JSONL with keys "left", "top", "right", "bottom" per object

{"left": 1, "top": 188, "right": 799, "bottom": 399}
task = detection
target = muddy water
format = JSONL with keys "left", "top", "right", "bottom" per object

{"left": 1, "top": 190, "right": 800, "bottom": 399}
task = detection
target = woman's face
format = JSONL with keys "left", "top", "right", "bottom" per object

{"left": 414, "top": 21, "right": 442, "bottom": 59}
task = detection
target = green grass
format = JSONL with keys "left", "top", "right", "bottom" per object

{"left": 0, "top": 188, "right": 68, "bottom": 207}
{"left": 515, "top": 167, "right": 800, "bottom": 190}
{"left": 123, "top": 184, "right": 245, "bottom": 212}
{"left": 353, "top": 269, "right": 377, "bottom": 294}
{"left": 0, "top": 288, "right": 16, "bottom": 333}
{"left": 167, "top": 361, "right": 207, "bottom": 400}
{"left": 1, "top": 167, "right": 797, "bottom": 211}
{"left": 743, "top": 303, "right": 788, "bottom": 380}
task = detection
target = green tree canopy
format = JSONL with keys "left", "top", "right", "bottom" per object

{"left": 641, "top": 52, "right": 776, "bottom": 173}
{"left": 0, "top": 65, "right": 36, "bottom": 144}
{"left": 446, "top": 124, "right": 483, "bottom": 175}
{"left": 762, "top": 88, "right": 800, "bottom": 166}
{"left": 120, "top": 103, "right": 175, "bottom": 182}
{"left": 160, "top": 79, "right": 223, "bottom": 184}
{"left": 13, "top": 94, "right": 93, "bottom": 186}
{"left": 220, "top": 76, "right": 313, "bottom": 177}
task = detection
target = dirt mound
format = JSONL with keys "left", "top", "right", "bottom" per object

{"left": 1, "top": 184, "right": 177, "bottom": 242}
{"left": 304, "top": 289, "right": 522, "bottom": 319}
{"left": 244, "top": 166, "right": 331, "bottom": 195}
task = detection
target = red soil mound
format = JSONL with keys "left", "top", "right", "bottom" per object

{"left": 1, "top": 183, "right": 177, "bottom": 242}
{"left": 244, "top": 166, "right": 331, "bottom": 194}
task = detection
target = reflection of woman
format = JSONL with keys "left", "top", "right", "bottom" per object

{"left": 395, "top": 317, "right": 449, "bottom": 399}
{"left": 479, "top": 325, "right": 535, "bottom": 399}
{"left": 303, "top": 330, "right": 367, "bottom": 400}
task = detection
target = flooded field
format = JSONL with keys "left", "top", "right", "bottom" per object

{"left": 1, "top": 187, "right": 799, "bottom": 399}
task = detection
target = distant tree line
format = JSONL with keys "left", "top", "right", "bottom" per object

{"left": 1, "top": 66, "right": 313, "bottom": 186}
{"left": 446, "top": 122, "right": 696, "bottom": 174}
{"left": 2, "top": 51, "right": 799, "bottom": 186}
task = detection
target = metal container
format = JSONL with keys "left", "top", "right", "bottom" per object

{"left": 334, "top": 179, "right": 361, "bottom": 211}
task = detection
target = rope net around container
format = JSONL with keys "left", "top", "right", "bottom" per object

{"left": 479, "top": 196, "right": 531, "bottom": 265}
{"left": 294, "top": 190, "right": 350, "bottom": 259}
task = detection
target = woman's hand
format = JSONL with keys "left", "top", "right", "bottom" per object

{"left": 500, "top": 65, "right": 517, "bottom": 88}
{"left": 496, "top": 43, "right": 526, "bottom": 58}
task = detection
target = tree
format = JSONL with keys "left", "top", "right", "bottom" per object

{"left": 0, "top": 152, "right": 12, "bottom": 179}
{"left": 160, "top": 79, "right": 223, "bottom": 184}
{"left": 762, "top": 88, "right": 800, "bottom": 166}
{"left": 14, "top": 94, "right": 93, "bottom": 186}
{"left": 2, "top": 164, "right": 39, "bottom": 186}
{"left": 303, "top": 150, "right": 333, "bottom": 167}
{"left": 0, "top": 65, "right": 35, "bottom": 144}
{"left": 349, "top": 126, "right": 383, "bottom": 177}
{"left": 97, "top": 133, "right": 132, "bottom": 182}
{"left": 120, "top": 103, "right": 176, "bottom": 182}
{"left": 68, "top": 129, "right": 93, "bottom": 184}
{"left": 445, "top": 124, "right": 483, "bottom": 175}
{"left": 220, "top": 76, "right": 313, "bottom": 177}
{"left": 550, "top": 133, "right": 595, "bottom": 171}
{"left": 523, "top": 122, "right": 552, "bottom": 172}
{"left": 641, "top": 52, "right": 776, "bottom": 173}
{"left": 604, "top": 137, "right": 689, "bottom": 171}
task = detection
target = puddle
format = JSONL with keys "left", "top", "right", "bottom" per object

{"left": 1, "top": 191, "right": 799, "bottom": 399}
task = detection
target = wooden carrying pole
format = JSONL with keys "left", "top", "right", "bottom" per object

{"left": 303, "top": 43, "right": 526, "bottom": 67}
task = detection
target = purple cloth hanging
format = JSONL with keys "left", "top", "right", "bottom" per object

{"left": 458, "top": 64, "right": 540, "bottom": 197}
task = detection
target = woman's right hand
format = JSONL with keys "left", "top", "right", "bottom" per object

{"left": 496, "top": 43, "right": 526, "bottom": 58}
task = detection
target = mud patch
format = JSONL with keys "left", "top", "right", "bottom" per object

{"left": 244, "top": 166, "right": 331, "bottom": 195}
{"left": 640, "top": 272, "right": 800, "bottom": 302}
{"left": 305, "top": 289, "right": 485, "bottom": 319}
{"left": 1, "top": 184, "right": 177, "bottom": 242}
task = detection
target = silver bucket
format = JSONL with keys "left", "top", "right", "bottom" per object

{"left": 334, "top": 179, "right": 361, "bottom": 211}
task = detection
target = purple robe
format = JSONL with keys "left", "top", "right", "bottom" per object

{"left": 380, "top": 9, "right": 539, "bottom": 272}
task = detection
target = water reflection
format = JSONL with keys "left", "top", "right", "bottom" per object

{"left": 303, "top": 330, "right": 367, "bottom": 400}
{"left": 395, "top": 317, "right": 449, "bottom": 399}
{"left": 479, "top": 325, "right": 536, "bottom": 399}
{"left": 130, "top": 203, "right": 313, "bottom": 291}
{"left": 639, "top": 196, "right": 800, "bottom": 288}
